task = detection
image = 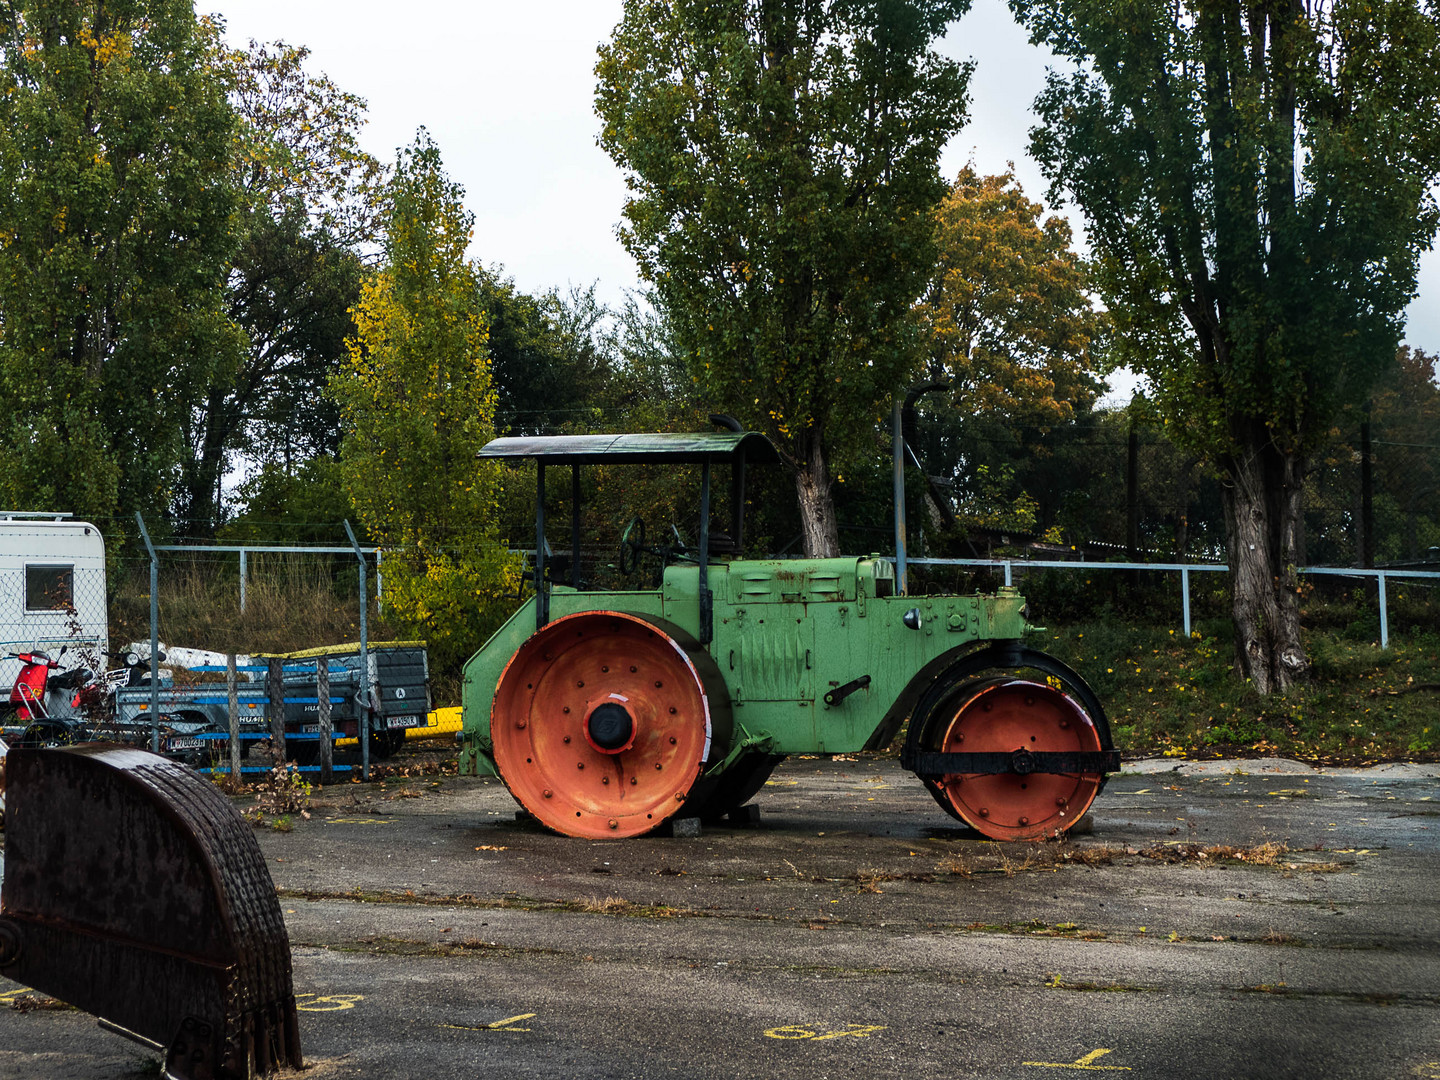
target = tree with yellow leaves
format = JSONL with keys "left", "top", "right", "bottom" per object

{"left": 919, "top": 166, "right": 1105, "bottom": 428}
{"left": 330, "top": 130, "right": 518, "bottom": 672}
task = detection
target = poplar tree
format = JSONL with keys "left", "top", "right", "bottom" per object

{"left": 597, "top": 0, "right": 971, "bottom": 557}
{"left": 1013, "top": 0, "right": 1440, "bottom": 691}
{"left": 331, "top": 131, "right": 517, "bottom": 669}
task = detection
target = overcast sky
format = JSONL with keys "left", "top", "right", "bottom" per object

{"left": 215, "top": 0, "right": 1440, "bottom": 382}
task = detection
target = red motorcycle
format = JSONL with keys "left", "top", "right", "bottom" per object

{"left": 4, "top": 646, "right": 153, "bottom": 747}
{"left": 6, "top": 647, "right": 92, "bottom": 716}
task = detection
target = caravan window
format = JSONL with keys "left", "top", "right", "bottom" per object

{"left": 26, "top": 564, "right": 74, "bottom": 611}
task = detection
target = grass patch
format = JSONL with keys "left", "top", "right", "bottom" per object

{"left": 111, "top": 554, "right": 396, "bottom": 660}
{"left": 1031, "top": 600, "right": 1440, "bottom": 763}
{"left": 277, "top": 886, "right": 705, "bottom": 921}
{"left": 1044, "top": 973, "right": 1150, "bottom": 992}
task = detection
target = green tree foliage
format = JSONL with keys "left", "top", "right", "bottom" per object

{"left": 1367, "top": 349, "right": 1440, "bottom": 562}
{"left": 330, "top": 131, "right": 518, "bottom": 672}
{"left": 597, "top": 0, "right": 972, "bottom": 557}
{"left": 0, "top": 0, "right": 241, "bottom": 520}
{"left": 482, "top": 277, "right": 612, "bottom": 436}
{"left": 1304, "top": 347, "right": 1440, "bottom": 566}
{"left": 177, "top": 40, "right": 381, "bottom": 532}
{"left": 1012, "top": 0, "right": 1440, "bottom": 692}
{"left": 222, "top": 458, "right": 352, "bottom": 546}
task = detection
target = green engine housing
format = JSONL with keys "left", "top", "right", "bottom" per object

{"left": 459, "top": 556, "right": 1029, "bottom": 776}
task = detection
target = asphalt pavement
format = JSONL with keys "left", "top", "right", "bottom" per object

{"left": 3, "top": 753, "right": 1439, "bottom": 1079}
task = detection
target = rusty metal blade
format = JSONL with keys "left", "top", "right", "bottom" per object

{"left": 0, "top": 744, "right": 302, "bottom": 1079}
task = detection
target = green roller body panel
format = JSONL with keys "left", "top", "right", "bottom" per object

{"left": 459, "top": 557, "right": 1027, "bottom": 774}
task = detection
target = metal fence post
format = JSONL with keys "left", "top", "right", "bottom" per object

{"left": 892, "top": 398, "right": 908, "bottom": 596}
{"left": 1181, "top": 567, "right": 1192, "bottom": 638}
{"left": 239, "top": 549, "right": 247, "bottom": 615}
{"left": 1378, "top": 571, "right": 1389, "bottom": 649}
{"left": 134, "top": 513, "right": 160, "bottom": 753}
{"left": 317, "top": 658, "right": 333, "bottom": 785}
{"left": 227, "top": 652, "right": 241, "bottom": 780}
{"left": 267, "top": 657, "right": 285, "bottom": 766}
{"left": 344, "top": 520, "right": 370, "bottom": 782}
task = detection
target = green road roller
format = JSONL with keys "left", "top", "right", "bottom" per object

{"left": 459, "top": 427, "right": 1118, "bottom": 840}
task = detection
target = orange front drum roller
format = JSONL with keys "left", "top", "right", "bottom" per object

{"left": 929, "top": 677, "right": 1104, "bottom": 841}
{"left": 491, "top": 611, "right": 716, "bottom": 838}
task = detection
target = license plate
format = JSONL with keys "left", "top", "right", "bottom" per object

{"left": 167, "top": 737, "right": 203, "bottom": 751}
{"left": 386, "top": 714, "right": 420, "bottom": 730}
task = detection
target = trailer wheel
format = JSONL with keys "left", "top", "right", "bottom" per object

{"left": 371, "top": 728, "right": 406, "bottom": 759}
{"left": 491, "top": 611, "right": 716, "bottom": 838}
{"left": 18, "top": 718, "right": 84, "bottom": 749}
{"left": 908, "top": 648, "right": 1112, "bottom": 841}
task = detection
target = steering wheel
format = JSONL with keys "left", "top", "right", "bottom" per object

{"left": 619, "top": 516, "right": 647, "bottom": 576}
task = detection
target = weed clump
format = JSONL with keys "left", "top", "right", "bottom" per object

{"left": 245, "top": 762, "right": 312, "bottom": 829}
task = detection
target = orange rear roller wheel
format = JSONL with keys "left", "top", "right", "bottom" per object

{"left": 929, "top": 678, "right": 1104, "bottom": 841}
{"left": 491, "top": 611, "right": 716, "bottom": 838}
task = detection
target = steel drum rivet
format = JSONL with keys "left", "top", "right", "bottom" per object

{"left": 516, "top": 719, "right": 527, "bottom": 729}
{"left": 602, "top": 666, "right": 609, "bottom": 673}
{"left": 669, "top": 707, "right": 677, "bottom": 715}
{"left": 669, "top": 736, "right": 677, "bottom": 745}
{"left": 563, "top": 706, "right": 571, "bottom": 714}
{"left": 577, "top": 762, "right": 585, "bottom": 770}
{"left": 979, "top": 807, "right": 990, "bottom": 817}
{"left": 1019, "top": 816, "right": 1029, "bottom": 826}
{"left": 654, "top": 680, "right": 663, "bottom": 688}
{"left": 630, "top": 666, "right": 637, "bottom": 673}
{"left": 675, "top": 793, "right": 684, "bottom": 801}
{"left": 602, "top": 777, "right": 610, "bottom": 785}
{"left": 609, "top": 819, "right": 618, "bottom": 829}
{"left": 1060, "top": 720, "right": 1070, "bottom": 729}
{"left": 1056, "top": 797, "right": 1068, "bottom": 807}
{"left": 577, "top": 680, "right": 585, "bottom": 688}
{"left": 543, "top": 790, "right": 553, "bottom": 798}
{"left": 630, "top": 777, "right": 638, "bottom": 785}
{"left": 1025, "top": 696, "right": 1035, "bottom": 706}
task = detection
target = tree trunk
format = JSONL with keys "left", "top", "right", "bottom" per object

{"left": 792, "top": 434, "right": 839, "bottom": 558}
{"left": 1220, "top": 439, "right": 1308, "bottom": 694}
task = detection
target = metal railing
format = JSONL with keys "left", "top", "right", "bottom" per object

{"left": 908, "top": 557, "right": 1440, "bottom": 648}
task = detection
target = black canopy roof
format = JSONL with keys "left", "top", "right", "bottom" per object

{"left": 476, "top": 431, "right": 780, "bottom": 465}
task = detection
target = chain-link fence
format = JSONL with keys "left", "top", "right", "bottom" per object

{"left": 0, "top": 513, "right": 443, "bottom": 781}
{"left": 908, "top": 404, "right": 1440, "bottom": 571}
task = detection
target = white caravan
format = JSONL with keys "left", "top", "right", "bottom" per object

{"left": 0, "top": 514, "right": 108, "bottom": 693}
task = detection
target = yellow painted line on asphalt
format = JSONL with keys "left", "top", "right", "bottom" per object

{"left": 1024, "top": 1048, "right": 1131, "bottom": 1071}
{"left": 764, "top": 1023, "right": 886, "bottom": 1041}
{"left": 441, "top": 1012, "right": 536, "bottom": 1033}
{"left": 295, "top": 994, "right": 365, "bottom": 1012}
{"left": 324, "top": 817, "right": 396, "bottom": 825}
